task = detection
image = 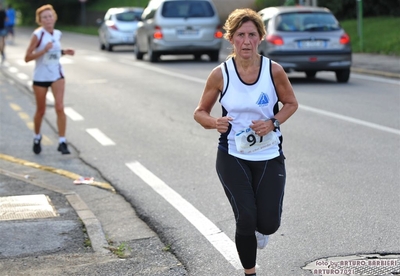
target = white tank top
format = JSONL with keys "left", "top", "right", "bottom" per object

{"left": 219, "top": 56, "right": 282, "bottom": 161}
{"left": 32, "top": 28, "right": 64, "bottom": 82}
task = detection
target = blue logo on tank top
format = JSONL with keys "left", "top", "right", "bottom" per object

{"left": 256, "top": 92, "right": 269, "bottom": 107}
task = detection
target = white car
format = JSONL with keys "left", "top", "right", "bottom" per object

{"left": 98, "top": 7, "right": 144, "bottom": 51}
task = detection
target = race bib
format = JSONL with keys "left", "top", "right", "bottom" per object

{"left": 235, "top": 127, "right": 279, "bottom": 154}
{"left": 43, "top": 50, "right": 61, "bottom": 65}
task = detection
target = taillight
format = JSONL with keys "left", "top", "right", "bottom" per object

{"left": 106, "top": 21, "right": 118, "bottom": 31}
{"left": 340, "top": 33, "right": 350, "bottom": 44}
{"left": 266, "top": 34, "right": 284, "bottom": 45}
{"left": 153, "top": 26, "right": 163, "bottom": 39}
{"left": 214, "top": 25, "right": 223, "bottom": 39}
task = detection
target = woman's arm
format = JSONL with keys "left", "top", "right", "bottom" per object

{"left": 271, "top": 61, "right": 298, "bottom": 124}
{"left": 24, "top": 35, "right": 52, "bottom": 63}
{"left": 194, "top": 66, "right": 232, "bottom": 133}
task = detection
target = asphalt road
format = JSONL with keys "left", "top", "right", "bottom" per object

{"left": 1, "top": 28, "right": 399, "bottom": 276}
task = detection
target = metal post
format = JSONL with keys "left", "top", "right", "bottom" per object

{"left": 81, "top": 1, "right": 86, "bottom": 26}
{"left": 357, "top": 0, "right": 363, "bottom": 52}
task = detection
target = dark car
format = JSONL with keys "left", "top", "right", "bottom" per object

{"left": 258, "top": 6, "right": 352, "bottom": 82}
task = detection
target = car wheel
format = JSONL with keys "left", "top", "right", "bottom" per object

{"left": 335, "top": 69, "right": 350, "bottom": 83}
{"left": 106, "top": 44, "right": 113, "bottom": 52}
{"left": 100, "top": 42, "right": 105, "bottom": 50}
{"left": 148, "top": 44, "right": 159, "bottom": 63}
{"left": 209, "top": 51, "right": 219, "bottom": 62}
{"left": 305, "top": 70, "right": 317, "bottom": 79}
{"left": 194, "top": 54, "right": 202, "bottom": 61}
{"left": 134, "top": 43, "right": 144, "bottom": 60}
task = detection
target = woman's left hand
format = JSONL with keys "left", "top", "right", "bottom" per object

{"left": 63, "top": 49, "right": 75, "bottom": 56}
{"left": 250, "top": 119, "right": 273, "bottom": 136}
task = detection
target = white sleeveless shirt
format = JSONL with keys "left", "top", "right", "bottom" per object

{"left": 218, "top": 56, "right": 282, "bottom": 161}
{"left": 32, "top": 27, "right": 64, "bottom": 82}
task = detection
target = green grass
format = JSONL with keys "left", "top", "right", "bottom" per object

{"left": 87, "top": 0, "right": 148, "bottom": 11}
{"left": 340, "top": 16, "right": 400, "bottom": 55}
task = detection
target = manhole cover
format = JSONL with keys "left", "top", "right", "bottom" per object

{"left": 303, "top": 254, "right": 400, "bottom": 275}
{"left": 0, "top": 194, "right": 58, "bottom": 221}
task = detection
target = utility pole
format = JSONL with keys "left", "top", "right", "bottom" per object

{"left": 357, "top": 0, "right": 363, "bottom": 52}
{"left": 79, "top": 0, "right": 87, "bottom": 26}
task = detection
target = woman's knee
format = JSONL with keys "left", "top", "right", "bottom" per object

{"left": 54, "top": 104, "right": 65, "bottom": 114}
{"left": 258, "top": 220, "right": 281, "bottom": 235}
{"left": 236, "top": 212, "right": 257, "bottom": 235}
{"left": 35, "top": 109, "right": 46, "bottom": 117}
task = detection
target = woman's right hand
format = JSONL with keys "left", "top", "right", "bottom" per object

{"left": 216, "top": 116, "right": 233, "bottom": 133}
{"left": 44, "top": 42, "right": 53, "bottom": 52}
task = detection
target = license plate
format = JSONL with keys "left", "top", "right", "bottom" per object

{"left": 177, "top": 29, "right": 199, "bottom": 35}
{"left": 300, "top": 40, "right": 326, "bottom": 48}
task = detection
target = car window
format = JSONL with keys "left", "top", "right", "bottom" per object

{"left": 115, "top": 11, "right": 142, "bottom": 22}
{"left": 276, "top": 12, "right": 340, "bottom": 32}
{"left": 161, "top": 1, "right": 215, "bottom": 18}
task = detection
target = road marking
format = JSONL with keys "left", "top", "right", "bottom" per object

{"left": 86, "top": 128, "right": 115, "bottom": 146}
{"left": 17, "top": 73, "right": 29, "bottom": 80}
{"left": 85, "top": 79, "right": 108, "bottom": 84}
{"left": 64, "top": 107, "right": 84, "bottom": 121}
{"left": 299, "top": 105, "right": 400, "bottom": 135}
{"left": 46, "top": 93, "right": 54, "bottom": 103}
{"left": 8, "top": 66, "right": 18, "bottom": 73}
{"left": 351, "top": 73, "right": 400, "bottom": 85}
{"left": 126, "top": 161, "right": 243, "bottom": 270}
{"left": 120, "top": 59, "right": 206, "bottom": 84}
{"left": 9, "top": 103, "right": 21, "bottom": 111}
{"left": 124, "top": 61, "right": 400, "bottom": 135}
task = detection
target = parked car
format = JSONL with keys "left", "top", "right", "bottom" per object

{"left": 258, "top": 6, "right": 352, "bottom": 82}
{"left": 134, "top": 0, "right": 223, "bottom": 62}
{"left": 98, "top": 7, "right": 144, "bottom": 52}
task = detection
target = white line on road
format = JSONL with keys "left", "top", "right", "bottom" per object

{"left": 46, "top": 93, "right": 54, "bottom": 103}
{"left": 124, "top": 60, "right": 399, "bottom": 135}
{"left": 64, "top": 107, "right": 84, "bottom": 121}
{"left": 120, "top": 59, "right": 206, "bottom": 84}
{"left": 351, "top": 73, "right": 400, "bottom": 85}
{"left": 299, "top": 105, "right": 400, "bottom": 135}
{"left": 125, "top": 161, "right": 243, "bottom": 270}
{"left": 86, "top": 128, "right": 116, "bottom": 146}
{"left": 17, "top": 73, "right": 29, "bottom": 80}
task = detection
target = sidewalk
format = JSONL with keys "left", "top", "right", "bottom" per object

{"left": 351, "top": 53, "right": 400, "bottom": 79}
{"left": 0, "top": 52, "right": 399, "bottom": 276}
{"left": 0, "top": 72, "right": 187, "bottom": 275}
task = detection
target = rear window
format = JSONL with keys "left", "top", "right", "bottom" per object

{"left": 276, "top": 12, "right": 341, "bottom": 32}
{"left": 161, "top": 1, "right": 215, "bottom": 18}
{"left": 115, "top": 11, "right": 142, "bottom": 22}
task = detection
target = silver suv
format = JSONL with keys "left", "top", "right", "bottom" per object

{"left": 134, "top": 0, "right": 223, "bottom": 62}
{"left": 258, "top": 6, "right": 352, "bottom": 83}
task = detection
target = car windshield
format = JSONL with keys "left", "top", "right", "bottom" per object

{"left": 161, "top": 1, "right": 215, "bottom": 18}
{"left": 115, "top": 11, "right": 142, "bottom": 22}
{"left": 276, "top": 12, "right": 340, "bottom": 32}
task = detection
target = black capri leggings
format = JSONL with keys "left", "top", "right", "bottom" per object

{"left": 216, "top": 149, "right": 286, "bottom": 269}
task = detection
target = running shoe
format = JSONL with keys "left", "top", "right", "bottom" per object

{"left": 57, "top": 142, "right": 70, "bottom": 154}
{"left": 255, "top": 231, "right": 269, "bottom": 249}
{"left": 33, "top": 137, "right": 42, "bottom": 154}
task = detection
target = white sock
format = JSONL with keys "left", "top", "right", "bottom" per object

{"left": 59, "top": 137, "right": 66, "bottom": 143}
{"left": 34, "top": 134, "right": 41, "bottom": 140}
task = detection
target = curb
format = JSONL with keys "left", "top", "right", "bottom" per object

{"left": 0, "top": 158, "right": 111, "bottom": 255}
{"left": 0, "top": 153, "right": 116, "bottom": 193}
{"left": 351, "top": 67, "right": 400, "bottom": 79}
